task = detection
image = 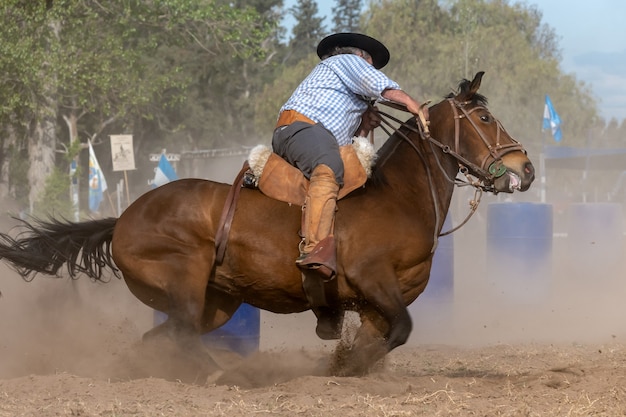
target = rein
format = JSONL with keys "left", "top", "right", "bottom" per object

{"left": 449, "top": 99, "right": 526, "bottom": 177}
{"left": 375, "top": 98, "right": 522, "bottom": 244}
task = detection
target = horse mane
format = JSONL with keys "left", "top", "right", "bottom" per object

{"left": 445, "top": 78, "right": 488, "bottom": 106}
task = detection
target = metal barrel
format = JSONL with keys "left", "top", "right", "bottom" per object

{"left": 421, "top": 213, "right": 455, "bottom": 303}
{"left": 566, "top": 203, "right": 623, "bottom": 278}
{"left": 154, "top": 303, "right": 260, "bottom": 356}
{"left": 486, "top": 202, "right": 553, "bottom": 304}
{"left": 408, "top": 214, "right": 455, "bottom": 344}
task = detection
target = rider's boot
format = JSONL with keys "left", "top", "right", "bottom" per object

{"left": 296, "top": 164, "right": 339, "bottom": 280}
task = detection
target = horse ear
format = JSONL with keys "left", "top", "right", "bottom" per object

{"left": 468, "top": 71, "right": 485, "bottom": 96}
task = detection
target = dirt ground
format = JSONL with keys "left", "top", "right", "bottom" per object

{"left": 2, "top": 204, "right": 626, "bottom": 416}
{"left": 4, "top": 340, "right": 626, "bottom": 417}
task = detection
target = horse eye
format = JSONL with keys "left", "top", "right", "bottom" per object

{"left": 480, "top": 114, "right": 490, "bottom": 122}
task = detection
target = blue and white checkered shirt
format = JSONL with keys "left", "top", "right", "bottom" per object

{"left": 279, "top": 54, "right": 400, "bottom": 146}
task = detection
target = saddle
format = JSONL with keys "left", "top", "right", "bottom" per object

{"left": 215, "top": 137, "right": 376, "bottom": 264}
{"left": 246, "top": 136, "right": 376, "bottom": 206}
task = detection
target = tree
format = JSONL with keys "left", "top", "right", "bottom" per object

{"left": 332, "top": 0, "right": 363, "bottom": 32}
{"left": 362, "top": 0, "right": 597, "bottom": 155}
{"left": 0, "top": 1, "right": 60, "bottom": 213}
{"left": 0, "top": 0, "right": 271, "bottom": 213}
{"left": 286, "top": 0, "right": 326, "bottom": 65}
{"left": 254, "top": 55, "right": 319, "bottom": 135}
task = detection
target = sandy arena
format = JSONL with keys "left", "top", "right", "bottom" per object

{"left": 1, "top": 199, "right": 626, "bottom": 416}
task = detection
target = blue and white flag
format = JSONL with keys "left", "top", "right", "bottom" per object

{"left": 153, "top": 153, "right": 178, "bottom": 187}
{"left": 88, "top": 140, "right": 108, "bottom": 212}
{"left": 542, "top": 95, "right": 562, "bottom": 142}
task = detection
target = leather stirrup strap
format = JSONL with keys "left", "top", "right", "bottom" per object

{"left": 215, "top": 161, "right": 249, "bottom": 265}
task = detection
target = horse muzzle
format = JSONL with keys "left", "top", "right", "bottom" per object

{"left": 493, "top": 161, "right": 535, "bottom": 193}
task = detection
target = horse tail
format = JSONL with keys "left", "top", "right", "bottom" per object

{"left": 0, "top": 217, "right": 119, "bottom": 282}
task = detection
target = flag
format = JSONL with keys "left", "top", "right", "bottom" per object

{"left": 152, "top": 153, "right": 178, "bottom": 187}
{"left": 88, "top": 140, "right": 108, "bottom": 212}
{"left": 542, "top": 95, "right": 562, "bottom": 142}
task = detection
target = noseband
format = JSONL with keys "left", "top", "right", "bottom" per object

{"left": 449, "top": 99, "right": 526, "bottom": 181}
{"left": 377, "top": 98, "right": 526, "bottom": 191}
{"left": 376, "top": 98, "right": 527, "bottom": 244}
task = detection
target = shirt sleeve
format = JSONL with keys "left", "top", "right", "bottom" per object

{"left": 323, "top": 54, "right": 400, "bottom": 100}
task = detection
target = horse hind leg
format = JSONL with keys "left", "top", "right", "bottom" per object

{"left": 122, "top": 264, "right": 221, "bottom": 383}
{"left": 131, "top": 302, "right": 222, "bottom": 384}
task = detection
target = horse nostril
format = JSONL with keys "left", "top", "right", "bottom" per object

{"left": 524, "top": 162, "right": 535, "bottom": 181}
{"left": 524, "top": 162, "right": 535, "bottom": 176}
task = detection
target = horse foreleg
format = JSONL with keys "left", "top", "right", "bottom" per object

{"left": 330, "top": 308, "right": 389, "bottom": 376}
{"left": 353, "top": 272, "right": 413, "bottom": 350}
{"left": 331, "top": 271, "right": 413, "bottom": 375}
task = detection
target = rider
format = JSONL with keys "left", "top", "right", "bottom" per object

{"left": 273, "top": 32, "right": 429, "bottom": 281}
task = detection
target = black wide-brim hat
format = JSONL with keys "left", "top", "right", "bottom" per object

{"left": 317, "top": 33, "right": 390, "bottom": 69}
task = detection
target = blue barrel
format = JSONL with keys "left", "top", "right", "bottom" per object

{"left": 154, "top": 303, "right": 260, "bottom": 356}
{"left": 408, "top": 213, "right": 455, "bottom": 344}
{"left": 486, "top": 202, "right": 553, "bottom": 304}
{"left": 421, "top": 213, "right": 454, "bottom": 302}
{"left": 567, "top": 203, "right": 623, "bottom": 277}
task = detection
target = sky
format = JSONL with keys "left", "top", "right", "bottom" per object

{"left": 283, "top": 0, "right": 626, "bottom": 123}
{"left": 535, "top": 0, "right": 626, "bottom": 122}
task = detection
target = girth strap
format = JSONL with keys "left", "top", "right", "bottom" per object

{"left": 215, "top": 161, "right": 248, "bottom": 265}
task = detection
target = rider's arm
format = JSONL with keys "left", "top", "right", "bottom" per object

{"left": 382, "top": 88, "right": 429, "bottom": 121}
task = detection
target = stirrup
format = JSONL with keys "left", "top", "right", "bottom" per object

{"left": 295, "top": 236, "right": 337, "bottom": 280}
{"left": 295, "top": 252, "right": 308, "bottom": 265}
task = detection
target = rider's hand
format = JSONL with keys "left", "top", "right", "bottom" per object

{"left": 362, "top": 106, "right": 382, "bottom": 130}
{"left": 406, "top": 101, "right": 429, "bottom": 122}
{"left": 355, "top": 106, "right": 382, "bottom": 137}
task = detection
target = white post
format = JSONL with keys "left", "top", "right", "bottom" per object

{"left": 117, "top": 179, "right": 124, "bottom": 217}
{"left": 69, "top": 158, "right": 79, "bottom": 221}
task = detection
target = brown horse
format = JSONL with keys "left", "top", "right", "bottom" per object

{"left": 0, "top": 72, "right": 534, "bottom": 378}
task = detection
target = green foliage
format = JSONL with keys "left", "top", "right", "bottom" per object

{"left": 33, "top": 166, "right": 74, "bottom": 219}
{"left": 254, "top": 54, "right": 319, "bottom": 135}
{"left": 0, "top": 2, "right": 47, "bottom": 125}
{"left": 363, "top": 0, "right": 597, "bottom": 154}
{"left": 0, "top": 0, "right": 274, "bottom": 203}
{"left": 332, "top": 0, "right": 363, "bottom": 32}
{"left": 31, "top": 140, "right": 82, "bottom": 219}
{"left": 287, "top": 0, "right": 326, "bottom": 65}
{"left": 7, "top": 145, "right": 30, "bottom": 207}
{"left": 0, "top": 0, "right": 617, "bottom": 206}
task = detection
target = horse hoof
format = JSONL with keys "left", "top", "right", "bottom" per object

{"left": 206, "top": 370, "right": 225, "bottom": 385}
{"left": 315, "top": 317, "right": 342, "bottom": 340}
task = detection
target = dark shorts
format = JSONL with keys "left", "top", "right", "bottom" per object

{"left": 272, "top": 122, "right": 344, "bottom": 185}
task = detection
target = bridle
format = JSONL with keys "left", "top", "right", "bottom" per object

{"left": 375, "top": 98, "right": 526, "bottom": 247}
{"left": 377, "top": 98, "right": 525, "bottom": 190}
{"left": 448, "top": 99, "right": 526, "bottom": 181}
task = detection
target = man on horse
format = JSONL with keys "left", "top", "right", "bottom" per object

{"left": 273, "top": 33, "right": 429, "bottom": 280}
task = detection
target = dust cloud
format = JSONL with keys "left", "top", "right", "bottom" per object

{"left": 1, "top": 154, "right": 625, "bottom": 384}
{"left": 407, "top": 188, "right": 626, "bottom": 349}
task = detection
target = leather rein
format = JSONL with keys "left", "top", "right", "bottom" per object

{"left": 376, "top": 98, "right": 526, "bottom": 246}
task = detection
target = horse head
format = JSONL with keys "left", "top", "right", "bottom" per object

{"left": 428, "top": 71, "right": 535, "bottom": 193}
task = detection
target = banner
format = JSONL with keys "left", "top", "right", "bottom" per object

{"left": 542, "top": 95, "right": 562, "bottom": 142}
{"left": 88, "top": 140, "right": 108, "bottom": 212}
{"left": 153, "top": 153, "right": 178, "bottom": 187}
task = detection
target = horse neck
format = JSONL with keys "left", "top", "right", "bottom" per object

{"left": 373, "top": 110, "right": 458, "bottom": 226}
